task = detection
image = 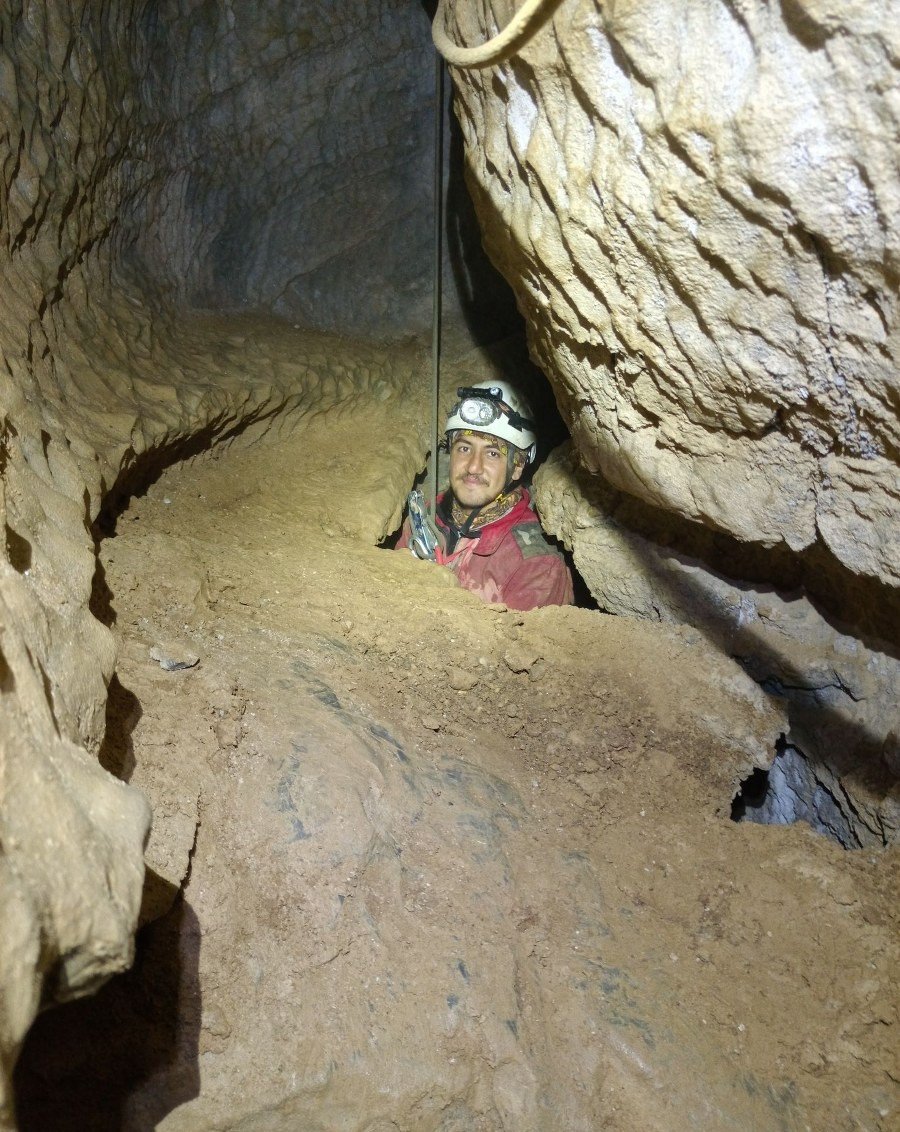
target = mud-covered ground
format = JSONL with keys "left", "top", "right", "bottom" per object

{"left": 15, "top": 366, "right": 899, "bottom": 1131}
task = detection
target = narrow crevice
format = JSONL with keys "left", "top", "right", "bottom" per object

{"left": 14, "top": 896, "right": 203, "bottom": 1132}
{"left": 731, "top": 737, "right": 868, "bottom": 849}
{"left": 97, "top": 674, "right": 141, "bottom": 783}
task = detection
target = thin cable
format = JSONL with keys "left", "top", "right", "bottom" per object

{"left": 429, "top": 52, "right": 445, "bottom": 518}
{"left": 432, "top": 0, "right": 565, "bottom": 68}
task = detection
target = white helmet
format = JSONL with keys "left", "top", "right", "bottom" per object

{"left": 445, "top": 380, "right": 537, "bottom": 463}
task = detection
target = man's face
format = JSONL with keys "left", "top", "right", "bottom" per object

{"left": 449, "top": 430, "right": 522, "bottom": 511}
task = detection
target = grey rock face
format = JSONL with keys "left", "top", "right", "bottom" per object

{"left": 443, "top": 0, "right": 900, "bottom": 586}
{"left": 121, "top": 1, "right": 436, "bottom": 337}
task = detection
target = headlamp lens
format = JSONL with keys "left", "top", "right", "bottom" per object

{"left": 458, "top": 397, "right": 500, "bottom": 427}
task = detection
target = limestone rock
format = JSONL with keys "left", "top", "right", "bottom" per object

{"left": 125, "top": 1, "right": 436, "bottom": 338}
{"left": 444, "top": 0, "right": 900, "bottom": 586}
{"left": 149, "top": 644, "right": 200, "bottom": 673}
{"left": 0, "top": 2, "right": 435, "bottom": 1116}
{"left": 503, "top": 645, "right": 542, "bottom": 674}
{"left": 534, "top": 443, "right": 900, "bottom": 846}
{"left": 1, "top": 0, "right": 898, "bottom": 1124}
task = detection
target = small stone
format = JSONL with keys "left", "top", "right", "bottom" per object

{"left": 447, "top": 666, "right": 478, "bottom": 692}
{"left": 503, "top": 646, "right": 541, "bottom": 674}
{"left": 421, "top": 715, "right": 441, "bottom": 731}
{"left": 150, "top": 644, "right": 199, "bottom": 672}
{"left": 575, "top": 773, "right": 602, "bottom": 797}
{"left": 202, "top": 1005, "right": 232, "bottom": 1038}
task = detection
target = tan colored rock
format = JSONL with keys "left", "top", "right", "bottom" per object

{"left": 534, "top": 443, "right": 900, "bottom": 845}
{"left": 0, "top": 319, "right": 427, "bottom": 1123}
{"left": 503, "top": 644, "right": 542, "bottom": 673}
{"left": 443, "top": 0, "right": 900, "bottom": 583}
{"left": 447, "top": 664, "right": 480, "bottom": 691}
{"left": 0, "top": 3, "right": 437, "bottom": 1116}
{"left": 0, "top": 0, "right": 897, "bottom": 1125}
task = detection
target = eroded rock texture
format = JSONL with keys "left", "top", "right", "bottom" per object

{"left": 0, "top": 2, "right": 430, "bottom": 1123}
{"left": 2, "top": 0, "right": 898, "bottom": 1126}
{"left": 1, "top": 5, "right": 151, "bottom": 1118}
{"left": 121, "top": 1, "right": 435, "bottom": 337}
{"left": 535, "top": 443, "right": 900, "bottom": 848}
{"left": 443, "top": 0, "right": 900, "bottom": 586}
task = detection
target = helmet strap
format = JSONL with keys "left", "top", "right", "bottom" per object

{"left": 503, "top": 448, "right": 526, "bottom": 494}
{"left": 439, "top": 493, "right": 488, "bottom": 554}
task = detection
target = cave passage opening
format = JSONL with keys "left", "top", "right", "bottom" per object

{"left": 730, "top": 737, "right": 878, "bottom": 850}
{"left": 117, "top": 0, "right": 582, "bottom": 575}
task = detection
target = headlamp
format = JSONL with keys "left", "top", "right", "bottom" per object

{"left": 458, "top": 397, "right": 502, "bottom": 427}
{"left": 455, "top": 385, "right": 504, "bottom": 428}
{"left": 449, "top": 385, "right": 536, "bottom": 445}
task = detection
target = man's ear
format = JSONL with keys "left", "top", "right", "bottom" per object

{"left": 510, "top": 456, "right": 525, "bottom": 483}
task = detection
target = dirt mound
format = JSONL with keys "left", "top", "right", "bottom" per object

{"left": 16, "top": 404, "right": 898, "bottom": 1131}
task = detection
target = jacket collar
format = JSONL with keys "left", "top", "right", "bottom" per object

{"left": 437, "top": 490, "right": 533, "bottom": 556}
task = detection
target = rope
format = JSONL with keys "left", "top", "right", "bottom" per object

{"left": 428, "top": 1, "right": 564, "bottom": 510}
{"left": 432, "top": 0, "right": 565, "bottom": 68}
{"left": 429, "top": 54, "right": 445, "bottom": 518}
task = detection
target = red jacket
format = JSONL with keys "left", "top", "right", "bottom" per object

{"left": 398, "top": 491, "right": 574, "bottom": 611}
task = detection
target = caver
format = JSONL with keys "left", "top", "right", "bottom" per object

{"left": 399, "top": 381, "right": 574, "bottom": 611}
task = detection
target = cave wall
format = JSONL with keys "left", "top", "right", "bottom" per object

{"left": 118, "top": 0, "right": 435, "bottom": 337}
{"left": 439, "top": 0, "right": 900, "bottom": 841}
{"left": 440, "top": 0, "right": 899, "bottom": 588}
{"left": 0, "top": 6, "right": 154, "bottom": 1120}
{"left": 2, "top": 0, "right": 898, "bottom": 1121}
{"left": 0, "top": 2, "right": 434, "bottom": 1122}
{"left": 535, "top": 443, "right": 900, "bottom": 847}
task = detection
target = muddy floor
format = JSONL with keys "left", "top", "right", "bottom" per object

{"left": 15, "top": 348, "right": 899, "bottom": 1131}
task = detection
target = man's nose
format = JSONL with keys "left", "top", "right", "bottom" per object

{"left": 466, "top": 447, "right": 485, "bottom": 473}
